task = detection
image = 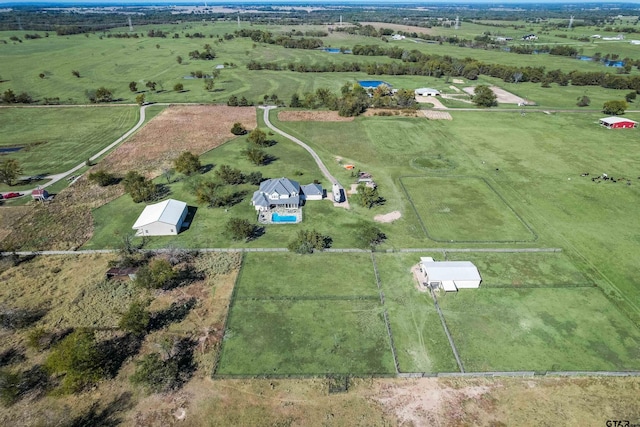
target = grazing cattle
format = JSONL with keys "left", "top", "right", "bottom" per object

{"left": 581, "top": 172, "right": 590, "bottom": 177}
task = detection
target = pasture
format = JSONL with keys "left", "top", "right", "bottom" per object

{"left": 400, "top": 176, "right": 536, "bottom": 242}
{"left": 215, "top": 252, "right": 395, "bottom": 376}
{"left": 0, "top": 106, "right": 138, "bottom": 188}
{"left": 439, "top": 287, "right": 640, "bottom": 372}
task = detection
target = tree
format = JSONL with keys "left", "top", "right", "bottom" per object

{"left": 122, "top": 171, "right": 156, "bottom": 203}
{"left": 227, "top": 95, "right": 238, "bottom": 106}
{"left": 356, "top": 224, "right": 386, "bottom": 249}
{"left": 602, "top": 100, "right": 628, "bottom": 115}
{"left": 290, "top": 93, "right": 302, "bottom": 108}
{"left": 15, "top": 92, "right": 32, "bottom": 104}
{"left": 89, "top": 87, "right": 113, "bottom": 103}
{"left": 0, "top": 159, "right": 22, "bottom": 186}
{"left": 134, "top": 258, "right": 176, "bottom": 289}
{"left": 215, "top": 164, "right": 244, "bottom": 185}
{"left": 129, "top": 81, "right": 138, "bottom": 92}
{"left": 130, "top": 353, "right": 179, "bottom": 394}
{"left": 225, "top": 218, "right": 256, "bottom": 241}
{"left": 204, "top": 78, "right": 214, "bottom": 91}
{"left": 173, "top": 151, "right": 201, "bottom": 176}
{"left": 136, "top": 94, "right": 146, "bottom": 106}
{"left": 44, "top": 330, "right": 105, "bottom": 393}
{"left": 576, "top": 95, "right": 591, "bottom": 107}
{"left": 356, "top": 183, "right": 384, "bottom": 209}
{"left": 625, "top": 91, "right": 637, "bottom": 103}
{"left": 244, "top": 146, "right": 268, "bottom": 166}
{"left": 245, "top": 171, "right": 264, "bottom": 185}
{"left": 239, "top": 96, "right": 249, "bottom": 106}
{"left": 71, "top": 70, "right": 80, "bottom": 78}
{"left": 2, "top": 89, "right": 16, "bottom": 103}
{"left": 472, "top": 85, "right": 497, "bottom": 107}
{"left": 173, "top": 83, "right": 184, "bottom": 92}
{"left": 39, "top": 73, "right": 45, "bottom": 79}
{"left": 287, "top": 229, "right": 331, "bottom": 254}
{"left": 145, "top": 81, "right": 157, "bottom": 91}
{"left": 176, "top": 55, "right": 183, "bottom": 64}
{"left": 230, "top": 122, "right": 247, "bottom": 135}
{"left": 247, "top": 128, "right": 267, "bottom": 146}
{"left": 118, "top": 301, "right": 150, "bottom": 336}
{"left": 88, "top": 170, "right": 117, "bottom": 186}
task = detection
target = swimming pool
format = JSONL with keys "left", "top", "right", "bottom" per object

{"left": 272, "top": 212, "right": 297, "bottom": 223}
{"left": 324, "top": 48, "right": 341, "bottom": 53}
{"left": 358, "top": 80, "right": 391, "bottom": 88}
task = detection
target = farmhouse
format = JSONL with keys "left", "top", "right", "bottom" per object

{"left": 132, "top": 198, "right": 188, "bottom": 236}
{"left": 419, "top": 257, "right": 482, "bottom": 292}
{"left": 252, "top": 177, "right": 301, "bottom": 212}
{"left": 415, "top": 88, "right": 441, "bottom": 97}
{"left": 599, "top": 117, "right": 638, "bottom": 129}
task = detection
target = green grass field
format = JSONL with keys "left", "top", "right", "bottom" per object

{"left": 216, "top": 252, "right": 395, "bottom": 375}
{"left": 235, "top": 252, "right": 377, "bottom": 298}
{"left": 400, "top": 176, "right": 536, "bottom": 242}
{"left": 0, "top": 106, "right": 138, "bottom": 183}
{"left": 439, "top": 288, "right": 640, "bottom": 372}
{"left": 444, "top": 252, "right": 590, "bottom": 287}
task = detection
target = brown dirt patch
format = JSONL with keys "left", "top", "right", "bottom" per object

{"left": 278, "top": 110, "right": 354, "bottom": 122}
{"left": 422, "top": 110, "right": 453, "bottom": 120}
{"left": 360, "top": 21, "right": 435, "bottom": 35}
{"left": 100, "top": 105, "right": 257, "bottom": 177}
{"left": 363, "top": 109, "right": 420, "bottom": 117}
{"left": 374, "top": 210, "right": 402, "bottom": 223}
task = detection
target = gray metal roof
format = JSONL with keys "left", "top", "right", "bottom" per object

{"left": 301, "top": 183, "right": 323, "bottom": 196}
{"left": 420, "top": 260, "right": 481, "bottom": 282}
{"left": 258, "top": 177, "right": 300, "bottom": 196}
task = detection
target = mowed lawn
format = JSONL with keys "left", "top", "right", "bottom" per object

{"left": 216, "top": 252, "right": 394, "bottom": 375}
{"left": 401, "top": 176, "right": 535, "bottom": 242}
{"left": 444, "top": 252, "right": 590, "bottom": 287}
{"left": 236, "top": 252, "right": 378, "bottom": 298}
{"left": 0, "top": 106, "right": 138, "bottom": 176}
{"left": 374, "top": 253, "right": 459, "bottom": 373}
{"left": 439, "top": 288, "right": 640, "bottom": 372}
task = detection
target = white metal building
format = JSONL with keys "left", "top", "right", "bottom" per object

{"left": 419, "top": 257, "right": 481, "bottom": 292}
{"left": 132, "top": 199, "right": 188, "bottom": 236}
{"left": 415, "top": 88, "right": 441, "bottom": 96}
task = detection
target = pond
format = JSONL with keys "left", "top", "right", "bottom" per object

{"left": 0, "top": 146, "right": 24, "bottom": 153}
{"left": 358, "top": 80, "right": 392, "bottom": 88}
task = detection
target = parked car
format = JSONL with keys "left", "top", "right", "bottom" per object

{"left": 3, "top": 192, "right": 22, "bottom": 199}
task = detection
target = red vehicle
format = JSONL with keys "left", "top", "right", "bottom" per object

{"left": 2, "top": 192, "right": 22, "bottom": 199}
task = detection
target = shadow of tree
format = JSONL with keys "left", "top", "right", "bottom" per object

{"left": 0, "top": 347, "right": 25, "bottom": 367}
{"left": 148, "top": 298, "right": 196, "bottom": 331}
{"left": 98, "top": 334, "right": 143, "bottom": 378}
{"left": 67, "top": 392, "right": 134, "bottom": 427}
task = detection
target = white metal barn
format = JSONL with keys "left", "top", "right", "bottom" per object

{"left": 132, "top": 199, "right": 188, "bottom": 236}
{"left": 415, "top": 88, "right": 441, "bottom": 96}
{"left": 419, "top": 257, "right": 481, "bottom": 292}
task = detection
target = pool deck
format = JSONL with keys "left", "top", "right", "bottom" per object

{"left": 258, "top": 207, "right": 303, "bottom": 224}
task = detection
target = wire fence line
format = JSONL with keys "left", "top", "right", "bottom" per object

{"left": 234, "top": 295, "right": 379, "bottom": 301}
{"left": 430, "top": 288, "right": 465, "bottom": 374}
{"left": 370, "top": 252, "right": 400, "bottom": 375}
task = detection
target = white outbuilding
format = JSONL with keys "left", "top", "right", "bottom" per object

{"left": 132, "top": 199, "right": 188, "bottom": 236}
{"left": 419, "top": 257, "right": 482, "bottom": 292}
{"left": 415, "top": 88, "right": 441, "bottom": 96}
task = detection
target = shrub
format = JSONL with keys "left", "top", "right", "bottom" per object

{"left": 247, "top": 128, "right": 268, "bottom": 146}
{"left": 576, "top": 95, "right": 590, "bottom": 107}
{"left": 88, "top": 170, "right": 117, "bottom": 186}
{"left": 356, "top": 224, "right": 386, "bottom": 249}
{"left": 134, "top": 259, "right": 176, "bottom": 289}
{"left": 245, "top": 171, "right": 264, "bottom": 185}
{"left": 173, "top": 83, "right": 184, "bottom": 92}
{"left": 287, "top": 229, "right": 332, "bottom": 254}
{"left": 602, "top": 100, "right": 628, "bottom": 115}
{"left": 225, "top": 218, "right": 257, "bottom": 241}
{"left": 118, "top": 301, "right": 151, "bottom": 336}
{"left": 130, "top": 353, "right": 178, "bottom": 394}
{"left": 230, "top": 122, "right": 247, "bottom": 135}
{"left": 173, "top": 151, "right": 201, "bottom": 176}
{"left": 215, "top": 164, "right": 244, "bottom": 185}
{"left": 122, "top": 171, "right": 156, "bottom": 203}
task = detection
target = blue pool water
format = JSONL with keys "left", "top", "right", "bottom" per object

{"left": 324, "top": 48, "right": 341, "bottom": 53}
{"left": 272, "top": 212, "right": 297, "bottom": 223}
{"left": 358, "top": 80, "right": 391, "bottom": 88}
{"left": 0, "top": 146, "right": 24, "bottom": 153}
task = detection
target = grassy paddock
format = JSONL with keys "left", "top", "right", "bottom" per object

{"left": 236, "top": 252, "right": 378, "bottom": 298}
{"left": 400, "top": 176, "right": 535, "bottom": 243}
{"left": 374, "top": 253, "right": 459, "bottom": 373}
{"left": 216, "top": 299, "right": 395, "bottom": 375}
{"left": 439, "top": 287, "right": 640, "bottom": 372}
{"left": 444, "top": 251, "right": 590, "bottom": 287}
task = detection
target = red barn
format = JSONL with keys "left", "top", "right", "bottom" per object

{"left": 599, "top": 116, "right": 638, "bottom": 129}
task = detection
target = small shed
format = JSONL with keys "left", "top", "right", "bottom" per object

{"left": 106, "top": 267, "right": 138, "bottom": 281}
{"left": 419, "top": 257, "right": 481, "bottom": 292}
{"left": 599, "top": 117, "right": 638, "bottom": 129}
{"left": 132, "top": 199, "right": 188, "bottom": 236}
{"left": 415, "top": 88, "right": 440, "bottom": 97}
{"left": 31, "top": 188, "right": 49, "bottom": 201}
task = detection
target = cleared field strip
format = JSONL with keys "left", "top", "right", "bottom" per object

{"left": 400, "top": 176, "right": 536, "bottom": 243}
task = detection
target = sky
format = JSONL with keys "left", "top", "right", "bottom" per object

{"left": 1, "top": 0, "right": 637, "bottom": 4}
